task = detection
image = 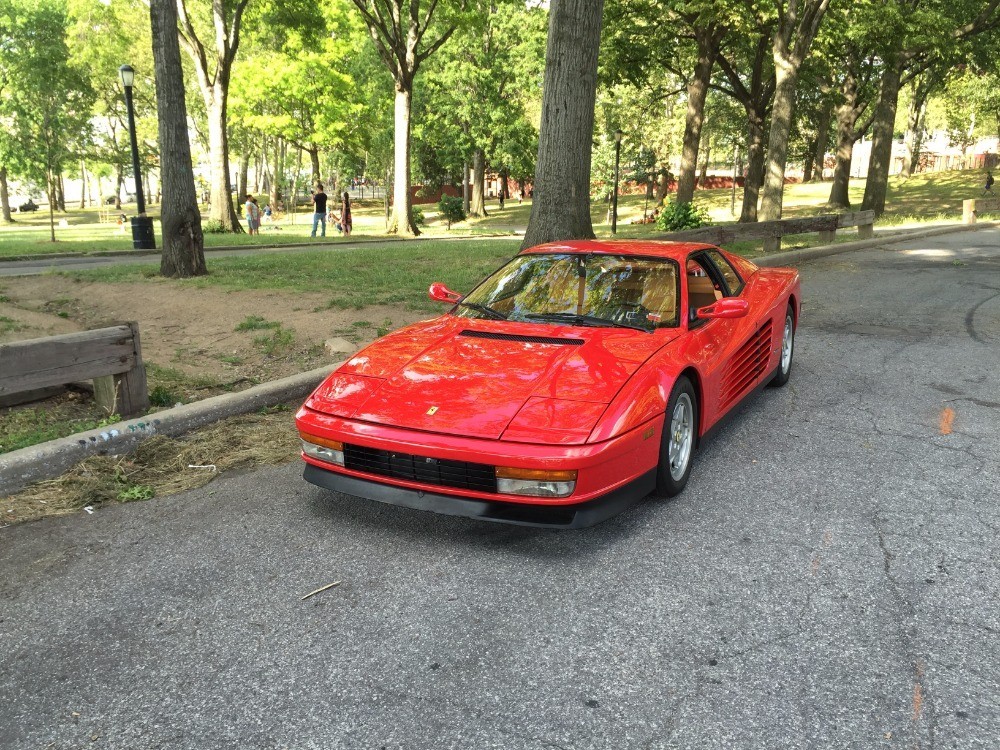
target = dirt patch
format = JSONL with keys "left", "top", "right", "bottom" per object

{"left": 1, "top": 276, "right": 427, "bottom": 383}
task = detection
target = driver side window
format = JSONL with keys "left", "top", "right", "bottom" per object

{"left": 687, "top": 256, "right": 723, "bottom": 323}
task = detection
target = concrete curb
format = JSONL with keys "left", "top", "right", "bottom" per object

{"left": 753, "top": 221, "right": 998, "bottom": 266}
{"left": 3, "top": 221, "right": 995, "bottom": 497}
{"left": 0, "top": 362, "right": 339, "bottom": 497}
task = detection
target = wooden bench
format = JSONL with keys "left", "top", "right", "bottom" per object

{"left": 0, "top": 322, "right": 149, "bottom": 417}
{"left": 658, "top": 210, "right": 876, "bottom": 252}
{"left": 963, "top": 198, "right": 1000, "bottom": 224}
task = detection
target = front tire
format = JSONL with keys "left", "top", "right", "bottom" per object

{"left": 769, "top": 304, "right": 795, "bottom": 388}
{"left": 655, "top": 376, "right": 698, "bottom": 497}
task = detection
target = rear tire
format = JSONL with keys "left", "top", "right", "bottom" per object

{"left": 655, "top": 376, "right": 698, "bottom": 497}
{"left": 769, "top": 304, "right": 794, "bottom": 388}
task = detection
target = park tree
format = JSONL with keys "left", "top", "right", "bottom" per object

{"left": 349, "top": 0, "right": 466, "bottom": 236}
{"left": 175, "top": 0, "right": 251, "bottom": 232}
{"left": 149, "top": 0, "right": 205, "bottom": 277}
{"left": 67, "top": 0, "right": 154, "bottom": 211}
{"left": 522, "top": 0, "right": 604, "bottom": 249}
{"left": 419, "top": 0, "right": 545, "bottom": 217}
{"left": 861, "top": 0, "right": 1000, "bottom": 217}
{"left": 899, "top": 70, "right": 944, "bottom": 178}
{"left": 601, "top": 0, "right": 732, "bottom": 206}
{"left": 712, "top": 29, "right": 776, "bottom": 221}
{"left": 0, "top": 0, "right": 93, "bottom": 239}
{"left": 758, "top": 0, "right": 832, "bottom": 222}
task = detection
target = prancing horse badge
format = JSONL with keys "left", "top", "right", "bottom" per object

{"left": 426, "top": 406, "right": 439, "bottom": 415}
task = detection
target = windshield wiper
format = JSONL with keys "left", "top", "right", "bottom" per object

{"left": 523, "top": 312, "right": 651, "bottom": 333}
{"left": 457, "top": 300, "right": 507, "bottom": 320}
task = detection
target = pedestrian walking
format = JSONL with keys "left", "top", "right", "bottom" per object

{"left": 983, "top": 171, "right": 995, "bottom": 196}
{"left": 311, "top": 184, "right": 328, "bottom": 237}
{"left": 498, "top": 191, "right": 505, "bottom": 210}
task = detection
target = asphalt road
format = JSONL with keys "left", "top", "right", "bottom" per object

{"left": 2, "top": 227, "right": 999, "bottom": 749}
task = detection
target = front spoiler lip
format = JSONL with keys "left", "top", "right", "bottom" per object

{"left": 303, "top": 463, "right": 657, "bottom": 529}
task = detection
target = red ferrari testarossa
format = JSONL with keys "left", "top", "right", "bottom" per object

{"left": 296, "top": 240, "right": 800, "bottom": 528}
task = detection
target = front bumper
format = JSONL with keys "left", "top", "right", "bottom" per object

{"left": 296, "top": 405, "right": 662, "bottom": 528}
{"left": 303, "top": 463, "right": 656, "bottom": 529}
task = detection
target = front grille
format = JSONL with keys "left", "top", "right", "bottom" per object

{"left": 459, "top": 330, "right": 584, "bottom": 346}
{"left": 343, "top": 444, "right": 498, "bottom": 494}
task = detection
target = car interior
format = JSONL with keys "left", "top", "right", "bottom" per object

{"left": 687, "top": 256, "right": 724, "bottom": 322}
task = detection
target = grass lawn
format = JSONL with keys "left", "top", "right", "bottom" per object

{"left": 63, "top": 238, "right": 523, "bottom": 312}
{"left": 2, "top": 168, "right": 993, "bottom": 259}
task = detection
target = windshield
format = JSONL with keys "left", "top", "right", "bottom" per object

{"left": 455, "top": 253, "right": 680, "bottom": 331}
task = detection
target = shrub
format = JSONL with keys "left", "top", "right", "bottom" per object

{"left": 437, "top": 195, "right": 466, "bottom": 229}
{"left": 412, "top": 206, "right": 426, "bottom": 226}
{"left": 655, "top": 200, "right": 711, "bottom": 232}
{"left": 202, "top": 219, "right": 228, "bottom": 234}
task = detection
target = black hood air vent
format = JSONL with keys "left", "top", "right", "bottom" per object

{"left": 459, "top": 330, "right": 584, "bottom": 346}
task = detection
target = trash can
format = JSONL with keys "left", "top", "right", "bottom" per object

{"left": 131, "top": 216, "right": 156, "bottom": 250}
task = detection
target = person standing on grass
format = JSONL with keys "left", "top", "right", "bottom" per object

{"left": 311, "top": 184, "right": 328, "bottom": 237}
{"left": 498, "top": 191, "right": 505, "bottom": 210}
{"left": 244, "top": 194, "right": 259, "bottom": 235}
{"left": 983, "top": 171, "right": 995, "bottom": 197}
{"left": 339, "top": 191, "right": 352, "bottom": 236}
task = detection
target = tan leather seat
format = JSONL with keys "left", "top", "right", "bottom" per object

{"left": 688, "top": 275, "right": 721, "bottom": 314}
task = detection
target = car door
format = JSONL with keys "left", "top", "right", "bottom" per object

{"left": 678, "top": 250, "right": 762, "bottom": 433}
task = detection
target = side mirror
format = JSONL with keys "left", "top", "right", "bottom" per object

{"left": 428, "top": 282, "right": 463, "bottom": 304}
{"left": 696, "top": 297, "right": 750, "bottom": 319}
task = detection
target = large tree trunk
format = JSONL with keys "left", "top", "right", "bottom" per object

{"left": 521, "top": 0, "right": 604, "bottom": 249}
{"left": 676, "top": 31, "right": 717, "bottom": 204}
{"left": 828, "top": 103, "right": 859, "bottom": 209}
{"left": 150, "top": 0, "right": 205, "bottom": 277}
{"left": 901, "top": 75, "right": 932, "bottom": 179}
{"left": 740, "top": 116, "right": 767, "bottom": 222}
{"left": 206, "top": 94, "right": 242, "bottom": 231}
{"left": 308, "top": 146, "right": 321, "bottom": 185}
{"left": 269, "top": 137, "right": 281, "bottom": 209}
{"left": 0, "top": 166, "right": 13, "bottom": 223}
{"left": 811, "top": 100, "right": 833, "bottom": 181}
{"left": 862, "top": 60, "right": 903, "bottom": 217}
{"left": 238, "top": 151, "right": 249, "bottom": 201}
{"left": 114, "top": 164, "right": 123, "bottom": 210}
{"left": 463, "top": 162, "right": 470, "bottom": 214}
{"left": 656, "top": 167, "right": 670, "bottom": 202}
{"left": 470, "top": 148, "right": 487, "bottom": 217}
{"left": 759, "top": 62, "right": 799, "bottom": 221}
{"left": 56, "top": 174, "right": 66, "bottom": 212}
{"left": 79, "top": 160, "right": 87, "bottom": 208}
{"left": 389, "top": 84, "right": 419, "bottom": 235}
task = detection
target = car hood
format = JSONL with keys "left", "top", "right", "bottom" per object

{"left": 313, "top": 316, "right": 678, "bottom": 440}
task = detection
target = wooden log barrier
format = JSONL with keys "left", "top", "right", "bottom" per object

{"left": 0, "top": 322, "right": 149, "bottom": 418}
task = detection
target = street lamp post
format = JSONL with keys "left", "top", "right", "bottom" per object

{"left": 612, "top": 129, "right": 623, "bottom": 235}
{"left": 118, "top": 64, "right": 155, "bottom": 250}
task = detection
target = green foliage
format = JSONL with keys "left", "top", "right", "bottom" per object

{"left": 656, "top": 200, "right": 711, "bottom": 231}
{"left": 437, "top": 195, "right": 466, "bottom": 228}
{"left": 412, "top": 206, "right": 426, "bottom": 226}
{"left": 117, "top": 484, "right": 155, "bottom": 502}
{"left": 253, "top": 326, "right": 295, "bottom": 355}
{"left": 375, "top": 317, "right": 394, "bottom": 337}
{"left": 202, "top": 220, "right": 228, "bottom": 234}
{"left": 235, "top": 315, "right": 280, "bottom": 332}
{"left": 148, "top": 385, "right": 178, "bottom": 407}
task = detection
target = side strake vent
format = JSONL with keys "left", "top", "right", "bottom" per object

{"left": 719, "top": 320, "right": 773, "bottom": 410}
{"left": 459, "top": 330, "right": 584, "bottom": 346}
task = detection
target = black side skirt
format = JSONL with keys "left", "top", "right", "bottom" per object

{"left": 303, "top": 463, "right": 657, "bottom": 530}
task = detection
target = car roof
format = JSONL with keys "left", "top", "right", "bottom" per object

{"left": 519, "top": 239, "right": 719, "bottom": 261}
